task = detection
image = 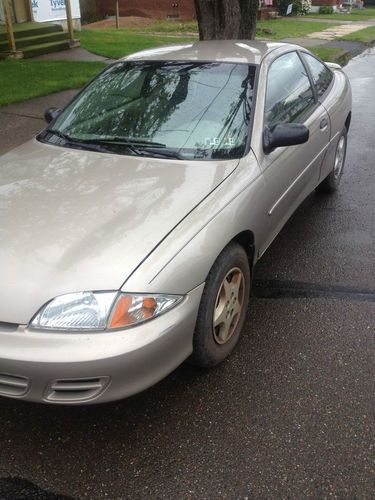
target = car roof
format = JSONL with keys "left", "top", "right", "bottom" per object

{"left": 121, "top": 40, "right": 302, "bottom": 66}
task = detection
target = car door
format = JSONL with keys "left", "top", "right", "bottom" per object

{"left": 300, "top": 52, "right": 339, "bottom": 183}
{"left": 253, "top": 50, "right": 331, "bottom": 256}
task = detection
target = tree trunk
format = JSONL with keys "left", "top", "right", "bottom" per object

{"left": 194, "top": 0, "right": 241, "bottom": 40}
{"left": 194, "top": 0, "right": 258, "bottom": 41}
{"left": 239, "top": 0, "right": 259, "bottom": 40}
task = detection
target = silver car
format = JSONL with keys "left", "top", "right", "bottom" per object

{"left": 0, "top": 41, "right": 351, "bottom": 404}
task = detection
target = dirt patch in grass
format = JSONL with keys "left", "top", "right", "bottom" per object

{"left": 83, "top": 16, "right": 156, "bottom": 30}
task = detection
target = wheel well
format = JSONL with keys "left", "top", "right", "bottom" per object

{"left": 232, "top": 231, "right": 256, "bottom": 270}
{"left": 345, "top": 112, "right": 351, "bottom": 132}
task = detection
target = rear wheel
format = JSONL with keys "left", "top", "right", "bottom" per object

{"left": 190, "top": 242, "right": 250, "bottom": 368}
{"left": 316, "top": 127, "right": 347, "bottom": 193}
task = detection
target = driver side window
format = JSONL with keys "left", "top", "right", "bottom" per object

{"left": 265, "top": 51, "right": 315, "bottom": 128}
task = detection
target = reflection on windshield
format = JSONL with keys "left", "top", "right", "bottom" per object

{"left": 42, "top": 61, "right": 256, "bottom": 160}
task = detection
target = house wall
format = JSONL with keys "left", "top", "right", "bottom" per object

{"left": 96, "top": 0, "right": 196, "bottom": 20}
{"left": 311, "top": 0, "right": 337, "bottom": 4}
{"left": 310, "top": 0, "right": 338, "bottom": 12}
{"left": 79, "top": 0, "right": 98, "bottom": 22}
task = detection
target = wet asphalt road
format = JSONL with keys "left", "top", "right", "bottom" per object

{"left": 0, "top": 49, "right": 374, "bottom": 499}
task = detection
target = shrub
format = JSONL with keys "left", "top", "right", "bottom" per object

{"left": 279, "top": 0, "right": 312, "bottom": 16}
{"left": 319, "top": 5, "right": 334, "bottom": 13}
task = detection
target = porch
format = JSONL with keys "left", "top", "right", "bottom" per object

{"left": 0, "top": 21, "right": 72, "bottom": 58}
{"left": 0, "top": 0, "right": 79, "bottom": 59}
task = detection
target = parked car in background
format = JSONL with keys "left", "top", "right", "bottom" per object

{"left": 0, "top": 40, "right": 351, "bottom": 404}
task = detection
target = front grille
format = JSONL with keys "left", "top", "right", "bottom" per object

{"left": 0, "top": 373, "right": 30, "bottom": 397}
{"left": 45, "top": 376, "right": 110, "bottom": 402}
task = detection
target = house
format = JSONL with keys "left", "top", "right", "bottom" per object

{"left": 96, "top": 0, "right": 277, "bottom": 21}
{"left": 310, "top": 0, "right": 340, "bottom": 12}
{"left": 0, "top": 0, "right": 80, "bottom": 58}
{"left": 96, "top": 0, "right": 196, "bottom": 20}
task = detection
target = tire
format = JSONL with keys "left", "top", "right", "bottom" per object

{"left": 316, "top": 126, "right": 347, "bottom": 193}
{"left": 190, "top": 242, "right": 251, "bottom": 368}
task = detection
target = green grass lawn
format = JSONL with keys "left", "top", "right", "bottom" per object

{"left": 306, "top": 7, "right": 375, "bottom": 21}
{"left": 140, "top": 18, "right": 334, "bottom": 39}
{"left": 0, "top": 60, "right": 105, "bottom": 106}
{"left": 0, "top": 15, "right": 359, "bottom": 107}
{"left": 139, "top": 20, "right": 198, "bottom": 33}
{"left": 341, "top": 25, "right": 375, "bottom": 42}
{"left": 309, "top": 46, "right": 342, "bottom": 61}
{"left": 255, "top": 19, "right": 333, "bottom": 39}
{"left": 308, "top": 46, "right": 351, "bottom": 65}
{"left": 135, "top": 18, "right": 335, "bottom": 38}
{"left": 77, "top": 30, "right": 196, "bottom": 59}
{"left": 78, "top": 20, "right": 335, "bottom": 59}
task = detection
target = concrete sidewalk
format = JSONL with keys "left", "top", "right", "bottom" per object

{"left": 33, "top": 46, "right": 115, "bottom": 64}
{"left": 306, "top": 21, "right": 374, "bottom": 40}
{"left": 0, "top": 89, "right": 78, "bottom": 154}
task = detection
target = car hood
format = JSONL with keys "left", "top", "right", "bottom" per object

{"left": 0, "top": 140, "right": 238, "bottom": 324}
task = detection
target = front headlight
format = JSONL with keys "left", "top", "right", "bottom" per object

{"left": 29, "top": 291, "right": 183, "bottom": 331}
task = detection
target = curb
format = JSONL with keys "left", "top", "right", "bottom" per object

{"left": 329, "top": 37, "right": 375, "bottom": 66}
{"left": 333, "top": 49, "right": 353, "bottom": 66}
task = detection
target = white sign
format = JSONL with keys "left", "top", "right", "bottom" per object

{"left": 286, "top": 3, "right": 293, "bottom": 15}
{"left": 32, "top": 0, "right": 81, "bottom": 22}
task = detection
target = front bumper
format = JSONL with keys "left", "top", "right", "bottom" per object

{"left": 0, "top": 284, "right": 204, "bottom": 405}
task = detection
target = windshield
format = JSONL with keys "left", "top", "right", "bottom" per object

{"left": 40, "top": 60, "right": 256, "bottom": 160}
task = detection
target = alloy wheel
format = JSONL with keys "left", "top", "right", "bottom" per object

{"left": 334, "top": 135, "right": 346, "bottom": 180}
{"left": 212, "top": 267, "right": 245, "bottom": 345}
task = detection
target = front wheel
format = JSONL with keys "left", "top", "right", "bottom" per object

{"left": 316, "top": 126, "right": 347, "bottom": 193}
{"left": 190, "top": 242, "right": 251, "bottom": 368}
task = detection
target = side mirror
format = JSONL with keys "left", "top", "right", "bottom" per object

{"left": 44, "top": 107, "right": 62, "bottom": 124}
{"left": 263, "top": 123, "right": 309, "bottom": 154}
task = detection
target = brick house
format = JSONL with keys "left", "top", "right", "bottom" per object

{"left": 96, "top": 0, "right": 196, "bottom": 20}
{"left": 96, "top": 0, "right": 277, "bottom": 21}
{"left": 310, "top": 0, "right": 340, "bottom": 12}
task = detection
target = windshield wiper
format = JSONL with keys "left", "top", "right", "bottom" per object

{"left": 43, "top": 132, "right": 183, "bottom": 159}
{"left": 134, "top": 147, "right": 184, "bottom": 160}
{"left": 78, "top": 137, "right": 166, "bottom": 148}
{"left": 46, "top": 129, "right": 111, "bottom": 153}
{"left": 76, "top": 138, "right": 183, "bottom": 159}
{"left": 47, "top": 129, "right": 71, "bottom": 141}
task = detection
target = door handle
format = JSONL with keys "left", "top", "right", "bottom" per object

{"left": 320, "top": 118, "right": 328, "bottom": 130}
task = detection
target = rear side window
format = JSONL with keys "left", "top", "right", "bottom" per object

{"left": 265, "top": 51, "right": 315, "bottom": 128}
{"left": 302, "top": 53, "right": 333, "bottom": 99}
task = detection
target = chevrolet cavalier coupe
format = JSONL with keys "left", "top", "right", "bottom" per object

{"left": 0, "top": 41, "right": 352, "bottom": 404}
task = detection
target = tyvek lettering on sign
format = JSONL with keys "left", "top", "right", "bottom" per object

{"left": 32, "top": 0, "right": 81, "bottom": 22}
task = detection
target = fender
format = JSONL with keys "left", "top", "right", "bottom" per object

{"left": 122, "top": 151, "right": 267, "bottom": 295}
